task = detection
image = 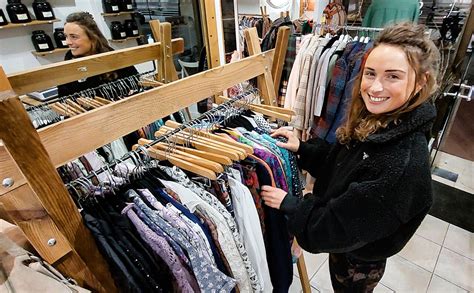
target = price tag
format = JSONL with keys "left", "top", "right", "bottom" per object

{"left": 112, "top": 5, "right": 119, "bottom": 11}
{"left": 127, "top": 4, "right": 133, "bottom": 9}
{"left": 0, "top": 16, "right": 4, "bottom": 22}
{"left": 42, "top": 11, "right": 53, "bottom": 18}
{"left": 120, "top": 32, "right": 126, "bottom": 37}
{"left": 38, "top": 43, "right": 50, "bottom": 50}
{"left": 62, "top": 40, "right": 67, "bottom": 46}
{"left": 17, "top": 13, "right": 28, "bottom": 20}
{"left": 133, "top": 30, "right": 138, "bottom": 35}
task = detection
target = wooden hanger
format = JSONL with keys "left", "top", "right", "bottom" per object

{"left": 155, "top": 127, "right": 243, "bottom": 160}
{"left": 132, "top": 144, "right": 217, "bottom": 180}
{"left": 163, "top": 122, "right": 252, "bottom": 155}
{"left": 65, "top": 99, "right": 87, "bottom": 114}
{"left": 49, "top": 102, "right": 73, "bottom": 117}
{"left": 57, "top": 102, "right": 81, "bottom": 116}
{"left": 86, "top": 98, "right": 103, "bottom": 108}
{"left": 215, "top": 95, "right": 293, "bottom": 122}
{"left": 93, "top": 96, "right": 111, "bottom": 105}
{"left": 158, "top": 125, "right": 247, "bottom": 160}
{"left": 140, "top": 137, "right": 233, "bottom": 165}
{"left": 155, "top": 129, "right": 241, "bottom": 161}
{"left": 77, "top": 97, "right": 99, "bottom": 109}
{"left": 165, "top": 120, "right": 254, "bottom": 155}
{"left": 140, "top": 76, "right": 164, "bottom": 88}
{"left": 138, "top": 139, "right": 224, "bottom": 172}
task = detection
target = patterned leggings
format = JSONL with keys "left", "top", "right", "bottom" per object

{"left": 329, "top": 253, "right": 386, "bottom": 293}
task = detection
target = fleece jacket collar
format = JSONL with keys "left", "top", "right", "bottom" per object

{"left": 366, "top": 102, "right": 436, "bottom": 144}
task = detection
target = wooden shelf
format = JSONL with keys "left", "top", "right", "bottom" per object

{"left": 0, "top": 19, "right": 60, "bottom": 29}
{"left": 109, "top": 35, "right": 142, "bottom": 43}
{"left": 31, "top": 48, "right": 69, "bottom": 57}
{"left": 101, "top": 11, "right": 133, "bottom": 17}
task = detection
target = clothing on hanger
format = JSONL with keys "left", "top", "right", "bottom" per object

{"left": 62, "top": 104, "right": 303, "bottom": 292}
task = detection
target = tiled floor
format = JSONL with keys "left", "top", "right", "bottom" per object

{"left": 291, "top": 151, "right": 473, "bottom": 292}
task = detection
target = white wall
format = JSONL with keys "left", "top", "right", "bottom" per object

{"left": 236, "top": 0, "right": 301, "bottom": 21}
{"left": 0, "top": 0, "right": 152, "bottom": 75}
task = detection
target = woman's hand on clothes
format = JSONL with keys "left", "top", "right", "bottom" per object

{"left": 270, "top": 128, "right": 300, "bottom": 152}
{"left": 260, "top": 185, "right": 287, "bottom": 209}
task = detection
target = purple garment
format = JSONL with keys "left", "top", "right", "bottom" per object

{"left": 138, "top": 189, "right": 211, "bottom": 260}
{"left": 132, "top": 191, "right": 237, "bottom": 292}
{"left": 230, "top": 131, "right": 288, "bottom": 192}
{"left": 122, "top": 204, "right": 196, "bottom": 293}
{"left": 246, "top": 145, "right": 288, "bottom": 192}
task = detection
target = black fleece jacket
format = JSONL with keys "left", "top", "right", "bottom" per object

{"left": 280, "top": 102, "right": 436, "bottom": 261}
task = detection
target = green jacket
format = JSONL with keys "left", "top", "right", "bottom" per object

{"left": 362, "top": 0, "right": 420, "bottom": 28}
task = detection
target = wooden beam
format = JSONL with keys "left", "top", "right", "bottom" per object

{"left": 0, "top": 145, "right": 26, "bottom": 196}
{"left": 32, "top": 53, "right": 268, "bottom": 168}
{"left": 148, "top": 19, "right": 164, "bottom": 82}
{"left": 271, "top": 27, "right": 290, "bottom": 97}
{"left": 0, "top": 67, "right": 12, "bottom": 91}
{"left": 244, "top": 27, "right": 277, "bottom": 105}
{"left": 161, "top": 22, "right": 179, "bottom": 83}
{"left": 8, "top": 39, "right": 184, "bottom": 95}
{"left": 201, "top": 0, "right": 221, "bottom": 68}
{"left": 297, "top": 252, "right": 312, "bottom": 293}
{"left": 0, "top": 91, "right": 116, "bottom": 292}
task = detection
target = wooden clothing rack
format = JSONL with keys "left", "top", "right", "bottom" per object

{"left": 0, "top": 25, "right": 311, "bottom": 293}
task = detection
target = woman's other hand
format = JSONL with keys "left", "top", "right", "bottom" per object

{"left": 270, "top": 127, "right": 300, "bottom": 152}
{"left": 261, "top": 185, "right": 287, "bottom": 209}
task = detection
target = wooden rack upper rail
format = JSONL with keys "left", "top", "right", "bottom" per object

{"left": 8, "top": 39, "right": 184, "bottom": 95}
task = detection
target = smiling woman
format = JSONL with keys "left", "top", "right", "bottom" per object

{"left": 260, "top": 22, "right": 442, "bottom": 292}
{"left": 360, "top": 44, "right": 415, "bottom": 114}
{"left": 57, "top": 12, "right": 138, "bottom": 98}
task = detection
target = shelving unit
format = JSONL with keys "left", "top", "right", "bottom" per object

{"left": 0, "top": 19, "right": 60, "bottom": 29}
{"left": 31, "top": 48, "right": 69, "bottom": 56}
{"left": 101, "top": 11, "right": 133, "bottom": 17}
{"left": 109, "top": 35, "right": 142, "bottom": 43}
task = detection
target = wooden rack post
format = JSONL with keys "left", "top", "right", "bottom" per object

{"left": 149, "top": 20, "right": 179, "bottom": 83}
{"left": 0, "top": 68, "right": 115, "bottom": 292}
{"left": 244, "top": 26, "right": 290, "bottom": 106}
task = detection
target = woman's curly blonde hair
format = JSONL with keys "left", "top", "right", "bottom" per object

{"left": 336, "top": 22, "right": 440, "bottom": 144}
